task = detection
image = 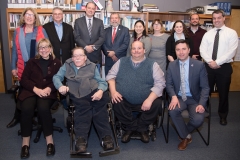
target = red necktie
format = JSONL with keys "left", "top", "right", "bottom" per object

{"left": 112, "top": 27, "right": 116, "bottom": 43}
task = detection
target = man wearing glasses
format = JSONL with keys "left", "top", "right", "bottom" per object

{"left": 43, "top": 7, "right": 75, "bottom": 64}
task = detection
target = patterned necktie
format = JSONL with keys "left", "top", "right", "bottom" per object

{"left": 180, "top": 63, "right": 187, "bottom": 101}
{"left": 112, "top": 27, "right": 116, "bottom": 43}
{"left": 88, "top": 19, "right": 92, "bottom": 37}
{"left": 212, "top": 29, "right": 221, "bottom": 60}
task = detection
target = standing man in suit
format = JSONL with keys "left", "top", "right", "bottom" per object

{"left": 200, "top": 9, "right": 238, "bottom": 125}
{"left": 102, "top": 13, "right": 130, "bottom": 75}
{"left": 74, "top": 2, "right": 105, "bottom": 64}
{"left": 43, "top": 7, "right": 75, "bottom": 64}
{"left": 166, "top": 39, "right": 209, "bottom": 151}
{"left": 188, "top": 13, "right": 206, "bottom": 61}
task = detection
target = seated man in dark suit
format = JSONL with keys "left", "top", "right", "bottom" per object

{"left": 166, "top": 39, "right": 210, "bottom": 151}
{"left": 53, "top": 47, "right": 114, "bottom": 153}
{"left": 106, "top": 41, "right": 165, "bottom": 143}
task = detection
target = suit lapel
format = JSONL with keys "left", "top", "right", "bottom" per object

{"left": 50, "top": 22, "right": 60, "bottom": 42}
{"left": 176, "top": 60, "right": 181, "bottom": 91}
{"left": 114, "top": 25, "right": 122, "bottom": 40}
{"left": 189, "top": 58, "right": 194, "bottom": 88}
{"left": 62, "top": 22, "right": 66, "bottom": 42}
{"left": 83, "top": 17, "right": 90, "bottom": 38}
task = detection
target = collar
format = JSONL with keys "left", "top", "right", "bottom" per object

{"left": 54, "top": 21, "right": 63, "bottom": 26}
{"left": 179, "top": 57, "right": 190, "bottom": 66}
{"left": 214, "top": 25, "right": 226, "bottom": 31}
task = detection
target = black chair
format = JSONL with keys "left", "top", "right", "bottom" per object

{"left": 115, "top": 96, "right": 167, "bottom": 142}
{"left": 10, "top": 84, "right": 63, "bottom": 143}
{"left": 165, "top": 97, "right": 211, "bottom": 146}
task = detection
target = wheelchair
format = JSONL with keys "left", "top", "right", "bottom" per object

{"left": 114, "top": 96, "right": 166, "bottom": 142}
{"left": 65, "top": 94, "right": 120, "bottom": 158}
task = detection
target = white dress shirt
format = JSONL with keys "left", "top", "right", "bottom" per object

{"left": 200, "top": 25, "right": 238, "bottom": 65}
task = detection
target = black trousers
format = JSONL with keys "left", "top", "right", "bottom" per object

{"left": 205, "top": 63, "right": 232, "bottom": 118}
{"left": 70, "top": 91, "right": 112, "bottom": 141}
{"left": 113, "top": 97, "right": 162, "bottom": 132}
{"left": 20, "top": 96, "right": 55, "bottom": 137}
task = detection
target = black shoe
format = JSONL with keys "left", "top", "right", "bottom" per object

{"left": 140, "top": 131, "right": 149, "bottom": 143}
{"left": 21, "top": 145, "right": 30, "bottom": 159}
{"left": 220, "top": 118, "right": 227, "bottom": 125}
{"left": 121, "top": 131, "right": 134, "bottom": 143}
{"left": 6, "top": 118, "right": 19, "bottom": 128}
{"left": 75, "top": 137, "right": 87, "bottom": 153}
{"left": 102, "top": 135, "right": 114, "bottom": 151}
{"left": 46, "top": 143, "right": 55, "bottom": 156}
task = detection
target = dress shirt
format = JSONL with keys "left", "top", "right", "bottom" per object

{"left": 178, "top": 57, "right": 192, "bottom": 97}
{"left": 112, "top": 26, "right": 118, "bottom": 35}
{"left": 200, "top": 25, "right": 238, "bottom": 65}
{"left": 106, "top": 56, "right": 166, "bottom": 97}
{"left": 85, "top": 16, "right": 93, "bottom": 27}
{"left": 54, "top": 21, "right": 63, "bottom": 41}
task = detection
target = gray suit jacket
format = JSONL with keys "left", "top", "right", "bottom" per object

{"left": 166, "top": 58, "right": 210, "bottom": 108}
{"left": 74, "top": 16, "right": 105, "bottom": 64}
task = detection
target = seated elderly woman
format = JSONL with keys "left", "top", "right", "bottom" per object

{"left": 18, "top": 38, "right": 61, "bottom": 158}
{"left": 53, "top": 47, "right": 114, "bottom": 153}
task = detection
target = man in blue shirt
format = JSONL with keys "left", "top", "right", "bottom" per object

{"left": 166, "top": 39, "right": 209, "bottom": 151}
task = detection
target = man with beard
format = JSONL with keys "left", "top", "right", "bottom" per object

{"left": 188, "top": 13, "right": 206, "bottom": 61}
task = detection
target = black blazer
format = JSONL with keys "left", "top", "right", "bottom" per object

{"left": 43, "top": 22, "right": 75, "bottom": 64}
{"left": 166, "top": 35, "right": 194, "bottom": 60}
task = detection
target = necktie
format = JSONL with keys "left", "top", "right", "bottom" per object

{"left": 180, "top": 63, "right": 187, "bottom": 101}
{"left": 88, "top": 19, "right": 92, "bottom": 37}
{"left": 112, "top": 27, "right": 116, "bottom": 43}
{"left": 212, "top": 29, "right": 221, "bottom": 60}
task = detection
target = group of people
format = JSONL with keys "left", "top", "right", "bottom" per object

{"left": 6, "top": 1, "right": 238, "bottom": 158}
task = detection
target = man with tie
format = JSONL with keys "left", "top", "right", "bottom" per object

{"left": 200, "top": 9, "right": 238, "bottom": 125}
{"left": 166, "top": 39, "right": 209, "bottom": 151}
{"left": 74, "top": 2, "right": 105, "bottom": 65}
{"left": 43, "top": 7, "right": 75, "bottom": 64}
{"left": 102, "top": 13, "right": 130, "bottom": 75}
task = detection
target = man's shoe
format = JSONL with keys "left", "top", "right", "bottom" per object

{"left": 140, "top": 131, "right": 149, "bottom": 143}
{"left": 21, "top": 145, "right": 30, "bottom": 159}
{"left": 121, "top": 131, "right": 134, "bottom": 143}
{"left": 75, "top": 137, "right": 87, "bottom": 153}
{"left": 46, "top": 143, "right": 55, "bottom": 156}
{"left": 220, "top": 118, "right": 227, "bottom": 125}
{"left": 102, "top": 135, "right": 114, "bottom": 151}
{"left": 6, "top": 118, "right": 19, "bottom": 128}
{"left": 178, "top": 138, "right": 192, "bottom": 151}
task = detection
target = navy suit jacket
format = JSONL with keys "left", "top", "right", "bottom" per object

{"left": 166, "top": 58, "right": 209, "bottom": 108}
{"left": 43, "top": 21, "right": 75, "bottom": 64}
{"left": 74, "top": 16, "right": 105, "bottom": 64}
{"left": 102, "top": 25, "right": 130, "bottom": 75}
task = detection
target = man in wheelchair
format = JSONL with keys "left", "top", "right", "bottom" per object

{"left": 53, "top": 47, "right": 114, "bottom": 153}
{"left": 106, "top": 41, "right": 166, "bottom": 143}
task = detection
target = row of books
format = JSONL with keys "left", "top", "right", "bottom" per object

{"left": 9, "top": 12, "right": 102, "bottom": 29}
{"left": 8, "top": 0, "right": 83, "bottom": 10}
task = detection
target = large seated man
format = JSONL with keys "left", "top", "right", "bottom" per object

{"left": 106, "top": 41, "right": 166, "bottom": 143}
{"left": 166, "top": 39, "right": 210, "bottom": 151}
{"left": 53, "top": 47, "right": 114, "bottom": 153}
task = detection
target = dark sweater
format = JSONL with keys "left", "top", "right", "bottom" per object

{"left": 116, "top": 57, "right": 154, "bottom": 104}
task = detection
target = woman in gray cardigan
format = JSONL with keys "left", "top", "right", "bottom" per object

{"left": 127, "top": 20, "right": 151, "bottom": 57}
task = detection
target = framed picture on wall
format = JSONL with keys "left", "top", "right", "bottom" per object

{"left": 119, "top": 0, "right": 131, "bottom": 11}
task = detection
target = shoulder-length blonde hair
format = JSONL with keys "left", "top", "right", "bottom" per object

{"left": 19, "top": 7, "right": 41, "bottom": 26}
{"left": 35, "top": 38, "right": 56, "bottom": 60}
{"left": 151, "top": 19, "right": 165, "bottom": 34}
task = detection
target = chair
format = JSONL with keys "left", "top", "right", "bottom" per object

{"left": 165, "top": 97, "right": 211, "bottom": 146}
{"left": 10, "top": 84, "right": 63, "bottom": 143}
{"left": 65, "top": 94, "right": 120, "bottom": 158}
{"left": 115, "top": 96, "right": 167, "bottom": 142}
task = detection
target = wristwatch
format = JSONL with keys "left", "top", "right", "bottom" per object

{"left": 92, "top": 46, "right": 97, "bottom": 50}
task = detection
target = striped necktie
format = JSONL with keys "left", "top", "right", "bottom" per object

{"left": 212, "top": 29, "right": 221, "bottom": 60}
{"left": 88, "top": 19, "right": 92, "bottom": 37}
{"left": 180, "top": 63, "right": 187, "bottom": 101}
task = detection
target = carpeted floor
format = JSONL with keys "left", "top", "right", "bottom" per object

{"left": 0, "top": 92, "right": 239, "bottom": 160}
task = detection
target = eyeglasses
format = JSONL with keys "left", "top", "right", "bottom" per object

{"left": 39, "top": 46, "right": 50, "bottom": 50}
{"left": 53, "top": 13, "right": 63, "bottom": 16}
{"left": 72, "top": 54, "right": 86, "bottom": 58}
{"left": 153, "top": 23, "right": 161, "bottom": 26}
{"left": 25, "top": 13, "right": 35, "bottom": 18}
